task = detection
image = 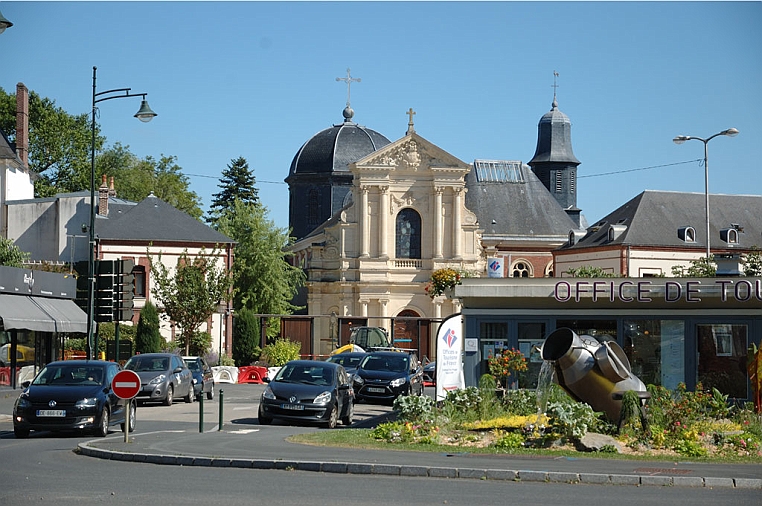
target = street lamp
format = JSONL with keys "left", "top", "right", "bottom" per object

{"left": 672, "top": 128, "right": 739, "bottom": 261}
{"left": 0, "top": 9, "right": 13, "bottom": 33}
{"left": 86, "top": 66, "right": 156, "bottom": 359}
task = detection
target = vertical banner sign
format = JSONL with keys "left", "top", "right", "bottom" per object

{"left": 436, "top": 313, "right": 465, "bottom": 402}
{"left": 487, "top": 257, "right": 504, "bottom": 278}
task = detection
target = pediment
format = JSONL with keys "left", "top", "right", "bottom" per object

{"left": 353, "top": 133, "right": 470, "bottom": 174}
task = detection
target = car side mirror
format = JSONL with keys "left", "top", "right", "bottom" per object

{"left": 21, "top": 380, "right": 31, "bottom": 388}
{"left": 174, "top": 367, "right": 184, "bottom": 374}
{"left": 263, "top": 377, "right": 271, "bottom": 383}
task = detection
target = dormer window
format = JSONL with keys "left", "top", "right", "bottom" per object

{"left": 720, "top": 228, "right": 739, "bottom": 244}
{"left": 568, "top": 231, "right": 576, "bottom": 246}
{"left": 678, "top": 226, "right": 696, "bottom": 243}
{"left": 608, "top": 224, "right": 627, "bottom": 242}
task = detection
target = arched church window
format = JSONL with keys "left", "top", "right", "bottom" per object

{"left": 512, "top": 261, "right": 531, "bottom": 278}
{"left": 396, "top": 208, "right": 421, "bottom": 259}
{"left": 308, "top": 189, "right": 319, "bottom": 226}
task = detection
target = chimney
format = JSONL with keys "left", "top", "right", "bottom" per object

{"left": 109, "top": 176, "right": 116, "bottom": 197}
{"left": 15, "top": 83, "right": 29, "bottom": 167}
{"left": 98, "top": 174, "right": 109, "bottom": 216}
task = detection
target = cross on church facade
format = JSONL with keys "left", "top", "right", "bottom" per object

{"left": 336, "top": 68, "right": 361, "bottom": 107}
{"left": 406, "top": 107, "right": 416, "bottom": 135}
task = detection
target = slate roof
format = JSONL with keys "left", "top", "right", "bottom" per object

{"left": 561, "top": 190, "right": 762, "bottom": 250}
{"left": 95, "top": 193, "right": 233, "bottom": 244}
{"left": 464, "top": 162, "right": 578, "bottom": 237}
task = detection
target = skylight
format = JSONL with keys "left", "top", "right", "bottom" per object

{"left": 473, "top": 160, "right": 524, "bottom": 183}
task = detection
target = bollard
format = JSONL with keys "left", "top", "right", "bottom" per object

{"left": 218, "top": 389, "right": 224, "bottom": 431}
{"left": 199, "top": 390, "right": 204, "bottom": 433}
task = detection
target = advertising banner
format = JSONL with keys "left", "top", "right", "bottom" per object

{"left": 435, "top": 313, "right": 465, "bottom": 402}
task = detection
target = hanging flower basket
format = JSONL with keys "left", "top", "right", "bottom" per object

{"left": 425, "top": 268, "right": 464, "bottom": 299}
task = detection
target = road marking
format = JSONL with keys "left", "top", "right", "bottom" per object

{"left": 228, "top": 429, "right": 260, "bottom": 434}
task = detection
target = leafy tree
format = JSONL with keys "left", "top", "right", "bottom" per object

{"left": 564, "top": 266, "right": 617, "bottom": 278}
{"left": 742, "top": 247, "right": 762, "bottom": 277}
{"left": 207, "top": 156, "right": 259, "bottom": 224}
{"left": 215, "top": 200, "right": 305, "bottom": 314}
{"left": 0, "top": 237, "right": 30, "bottom": 267}
{"left": 232, "top": 307, "right": 261, "bottom": 367}
{"left": 135, "top": 300, "right": 164, "bottom": 354}
{"left": 671, "top": 256, "right": 716, "bottom": 277}
{"left": 1, "top": 86, "right": 101, "bottom": 198}
{"left": 148, "top": 247, "right": 232, "bottom": 355}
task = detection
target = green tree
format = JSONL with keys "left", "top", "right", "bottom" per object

{"left": 742, "top": 247, "right": 762, "bottom": 277}
{"left": 215, "top": 200, "right": 305, "bottom": 314}
{"left": 671, "top": 256, "right": 716, "bottom": 277}
{"left": 260, "top": 338, "right": 301, "bottom": 367}
{"left": 148, "top": 247, "right": 232, "bottom": 355}
{"left": 0, "top": 237, "right": 30, "bottom": 267}
{"left": 207, "top": 156, "right": 259, "bottom": 224}
{"left": 135, "top": 300, "right": 164, "bottom": 354}
{"left": 564, "top": 266, "right": 617, "bottom": 278}
{"left": 1, "top": 86, "right": 101, "bottom": 198}
{"left": 232, "top": 307, "right": 261, "bottom": 367}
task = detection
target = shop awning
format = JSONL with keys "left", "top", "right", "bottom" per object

{"left": 0, "top": 294, "right": 87, "bottom": 334}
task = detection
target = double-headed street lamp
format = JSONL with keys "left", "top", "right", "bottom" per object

{"left": 86, "top": 66, "right": 156, "bottom": 359}
{"left": 672, "top": 128, "right": 739, "bottom": 261}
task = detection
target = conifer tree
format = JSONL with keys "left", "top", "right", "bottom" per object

{"left": 207, "top": 156, "right": 258, "bottom": 224}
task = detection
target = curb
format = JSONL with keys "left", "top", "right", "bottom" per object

{"left": 77, "top": 442, "right": 762, "bottom": 489}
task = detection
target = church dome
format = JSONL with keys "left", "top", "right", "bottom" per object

{"left": 287, "top": 109, "right": 391, "bottom": 178}
{"left": 528, "top": 97, "right": 580, "bottom": 165}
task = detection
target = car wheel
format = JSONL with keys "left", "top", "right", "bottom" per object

{"left": 206, "top": 383, "right": 214, "bottom": 400}
{"left": 258, "top": 406, "right": 272, "bottom": 425}
{"left": 184, "top": 384, "right": 194, "bottom": 403}
{"left": 341, "top": 401, "right": 354, "bottom": 426}
{"left": 14, "top": 426, "right": 29, "bottom": 438}
{"left": 96, "top": 407, "right": 110, "bottom": 437}
{"left": 324, "top": 404, "right": 339, "bottom": 429}
{"left": 121, "top": 401, "right": 136, "bottom": 433}
{"left": 164, "top": 385, "right": 174, "bottom": 406}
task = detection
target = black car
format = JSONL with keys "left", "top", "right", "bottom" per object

{"left": 326, "top": 352, "right": 367, "bottom": 379}
{"left": 12, "top": 360, "right": 136, "bottom": 438}
{"left": 423, "top": 360, "right": 436, "bottom": 386}
{"left": 183, "top": 356, "right": 215, "bottom": 400}
{"left": 353, "top": 351, "right": 424, "bottom": 404}
{"left": 258, "top": 360, "right": 353, "bottom": 429}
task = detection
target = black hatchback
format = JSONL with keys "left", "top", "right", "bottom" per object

{"left": 352, "top": 351, "right": 424, "bottom": 404}
{"left": 13, "top": 360, "right": 136, "bottom": 438}
{"left": 258, "top": 360, "right": 354, "bottom": 429}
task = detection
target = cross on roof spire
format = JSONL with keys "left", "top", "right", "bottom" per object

{"left": 552, "top": 70, "right": 559, "bottom": 109}
{"left": 336, "top": 68, "right": 361, "bottom": 108}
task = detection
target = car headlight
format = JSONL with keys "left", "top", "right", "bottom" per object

{"left": 192, "top": 378, "right": 198, "bottom": 384}
{"left": 390, "top": 377, "right": 407, "bottom": 388}
{"left": 148, "top": 374, "right": 166, "bottom": 385}
{"left": 15, "top": 397, "right": 31, "bottom": 409}
{"left": 75, "top": 397, "right": 98, "bottom": 409}
{"left": 353, "top": 376, "right": 364, "bottom": 385}
{"left": 262, "top": 386, "right": 276, "bottom": 400}
{"left": 313, "top": 391, "right": 332, "bottom": 404}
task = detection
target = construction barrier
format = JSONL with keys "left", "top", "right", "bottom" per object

{"left": 237, "top": 365, "right": 268, "bottom": 384}
{"left": 211, "top": 366, "right": 238, "bottom": 384}
{"left": 0, "top": 367, "right": 10, "bottom": 386}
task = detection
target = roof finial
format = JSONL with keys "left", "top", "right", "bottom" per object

{"left": 406, "top": 108, "right": 416, "bottom": 135}
{"left": 336, "top": 68, "right": 361, "bottom": 122}
{"left": 551, "top": 70, "right": 559, "bottom": 109}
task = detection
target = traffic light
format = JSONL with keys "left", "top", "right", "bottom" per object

{"left": 94, "top": 259, "right": 116, "bottom": 322}
{"left": 73, "top": 260, "right": 89, "bottom": 313}
{"left": 114, "top": 259, "right": 135, "bottom": 322}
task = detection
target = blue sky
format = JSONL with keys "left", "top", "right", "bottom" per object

{"left": 1, "top": 1, "right": 760, "bottom": 231}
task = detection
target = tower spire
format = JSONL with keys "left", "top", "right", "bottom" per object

{"left": 552, "top": 70, "right": 559, "bottom": 109}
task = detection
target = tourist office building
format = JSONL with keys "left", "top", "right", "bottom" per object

{"left": 455, "top": 277, "right": 762, "bottom": 402}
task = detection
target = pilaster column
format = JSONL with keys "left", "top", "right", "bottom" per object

{"left": 434, "top": 187, "right": 443, "bottom": 259}
{"left": 452, "top": 188, "right": 463, "bottom": 259}
{"left": 360, "top": 186, "right": 369, "bottom": 257}
{"left": 359, "top": 300, "right": 368, "bottom": 317}
{"left": 379, "top": 298, "right": 389, "bottom": 319}
{"left": 378, "top": 186, "right": 389, "bottom": 258}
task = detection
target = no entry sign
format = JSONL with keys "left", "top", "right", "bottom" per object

{"left": 112, "top": 369, "right": 141, "bottom": 399}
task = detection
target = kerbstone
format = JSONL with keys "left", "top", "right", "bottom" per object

{"left": 734, "top": 478, "right": 762, "bottom": 489}
{"left": 519, "top": 470, "right": 548, "bottom": 482}
{"left": 457, "top": 468, "right": 486, "bottom": 479}
{"left": 485, "top": 469, "right": 517, "bottom": 481}
{"left": 322, "top": 462, "right": 348, "bottom": 474}
{"left": 347, "top": 463, "right": 373, "bottom": 474}
{"left": 672, "top": 476, "right": 705, "bottom": 488}
{"left": 639, "top": 475, "right": 672, "bottom": 487}
{"left": 704, "top": 477, "right": 735, "bottom": 488}
{"left": 548, "top": 472, "right": 579, "bottom": 483}
{"left": 400, "top": 465, "right": 428, "bottom": 477}
{"left": 372, "top": 464, "right": 400, "bottom": 476}
{"left": 429, "top": 467, "right": 458, "bottom": 479}
{"left": 578, "top": 473, "right": 610, "bottom": 484}
{"left": 609, "top": 474, "right": 640, "bottom": 486}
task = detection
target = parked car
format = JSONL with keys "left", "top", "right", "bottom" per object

{"left": 183, "top": 356, "right": 215, "bottom": 400}
{"left": 326, "top": 352, "right": 367, "bottom": 379}
{"left": 353, "top": 351, "right": 424, "bottom": 404}
{"left": 0, "top": 343, "right": 35, "bottom": 366}
{"left": 124, "top": 353, "right": 194, "bottom": 406}
{"left": 423, "top": 360, "right": 436, "bottom": 386}
{"left": 12, "top": 360, "right": 136, "bottom": 438}
{"left": 258, "top": 360, "right": 354, "bottom": 429}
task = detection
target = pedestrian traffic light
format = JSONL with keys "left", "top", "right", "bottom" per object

{"left": 94, "top": 259, "right": 116, "bottom": 322}
{"left": 114, "top": 259, "right": 135, "bottom": 322}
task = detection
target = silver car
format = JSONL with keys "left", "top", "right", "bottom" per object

{"left": 124, "top": 353, "right": 194, "bottom": 406}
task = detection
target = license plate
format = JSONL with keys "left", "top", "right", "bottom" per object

{"left": 281, "top": 403, "right": 304, "bottom": 410}
{"left": 37, "top": 409, "right": 66, "bottom": 417}
{"left": 367, "top": 387, "right": 386, "bottom": 393}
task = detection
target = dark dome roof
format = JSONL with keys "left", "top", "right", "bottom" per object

{"left": 288, "top": 113, "right": 391, "bottom": 177}
{"left": 528, "top": 98, "right": 580, "bottom": 165}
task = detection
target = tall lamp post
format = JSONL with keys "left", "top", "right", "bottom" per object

{"left": 672, "top": 128, "right": 739, "bottom": 261}
{"left": 86, "top": 66, "right": 156, "bottom": 359}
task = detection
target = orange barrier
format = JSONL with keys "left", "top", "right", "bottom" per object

{"left": 238, "top": 365, "right": 268, "bottom": 384}
{"left": 0, "top": 367, "right": 10, "bottom": 386}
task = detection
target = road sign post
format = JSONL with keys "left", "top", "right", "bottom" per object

{"left": 112, "top": 369, "right": 141, "bottom": 443}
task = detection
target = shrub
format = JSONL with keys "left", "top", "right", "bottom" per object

{"left": 492, "top": 429, "right": 525, "bottom": 450}
{"left": 394, "top": 394, "right": 435, "bottom": 422}
{"left": 444, "top": 386, "right": 482, "bottom": 414}
{"left": 135, "top": 300, "right": 163, "bottom": 354}
{"left": 546, "top": 398, "right": 598, "bottom": 439}
{"left": 260, "top": 338, "right": 301, "bottom": 367}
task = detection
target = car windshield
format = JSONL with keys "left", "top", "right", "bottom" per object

{"left": 184, "top": 360, "right": 200, "bottom": 371}
{"left": 32, "top": 364, "right": 104, "bottom": 386}
{"left": 362, "top": 355, "right": 408, "bottom": 373}
{"left": 275, "top": 364, "right": 334, "bottom": 386}
{"left": 126, "top": 356, "right": 169, "bottom": 372}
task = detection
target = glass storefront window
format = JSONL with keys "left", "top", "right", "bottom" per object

{"left": 479, "top": 322, "right": 508, "bottom": 382}
{"left": 697, "top": 324, "right": 748, "bottom": 399}
{"left": 556, "top": 319, "right": 617, "bottom": 343}
{"left": 517, "top": 322, "right": 546, "bottom": 389}
{"left": 623, "top": 320, "right": 685, "bottom": 390}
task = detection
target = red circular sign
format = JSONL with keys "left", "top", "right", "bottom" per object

{"left": 112, "top": 369, "right": 141, "bottom": 399}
